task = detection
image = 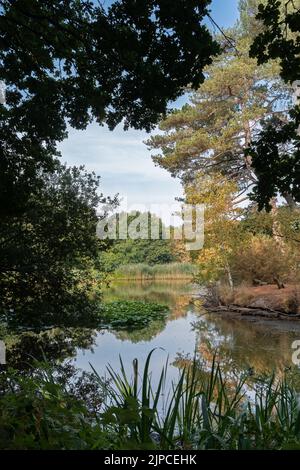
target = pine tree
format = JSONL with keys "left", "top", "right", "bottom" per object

{"left": 147, "top": 2, "right": 292, "bottom": 203}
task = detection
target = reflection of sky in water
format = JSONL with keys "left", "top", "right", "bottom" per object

{"left": 74, "top": 310, "right": 199, "bottom": 388}
{"left": 73, "top": 281, "right": 300, "bottom": 389}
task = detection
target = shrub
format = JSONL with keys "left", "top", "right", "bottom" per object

{"left": 0, "top": 365, "right": 113, "bottom": 450}
{"left": 231, "top": 235, "right": 293, "bottom": 284}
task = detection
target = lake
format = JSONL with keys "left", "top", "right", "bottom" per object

{"left": 70, "top": 280, "right": 300, "bottom": 384}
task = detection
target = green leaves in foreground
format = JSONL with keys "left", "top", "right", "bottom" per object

{"left": 101, "top": 301, "right": 169, "bottom": 329}
{"left": 99, "top": 352, "right": 300, "bottom": 450}
{"left": 2, "top": 352, "right": 300, "bottom": 449}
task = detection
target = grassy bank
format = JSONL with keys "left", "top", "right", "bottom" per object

{"left": 114, "top": 263, "right": 197, "bottom": 280}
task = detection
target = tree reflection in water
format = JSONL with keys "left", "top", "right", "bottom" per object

{"left": 4, "top": 327, "right": 97, "bottom": 369}
{"left": 174, "top": 310, "right": 300, "bottom": 386}
{"left": 3, "top": 281, "right": 300, "bottom": 389}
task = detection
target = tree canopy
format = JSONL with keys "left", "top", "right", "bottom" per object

{"left": 0, "top": 164, "right": 115, "bottom": 326}
{"left": 100, "top": 211, "right": 178, "bottom": 269}
{"left": 1, "top": 0, "right": 221, "bottom": 323}
{"left": 147, "top": 31, "right": 291, "bottom": 202}
{"left": 0, "top": 0, "right": 219, "bottom": 215}
{"left": 247, "top": 0, "right": 300, "bottom": 208}
{"left": 249, "top": 0, "right": 300, "bottom": 83}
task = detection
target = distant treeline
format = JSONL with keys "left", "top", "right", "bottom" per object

{"left": 100, "top": 212, "right": 191, "bottom": 274}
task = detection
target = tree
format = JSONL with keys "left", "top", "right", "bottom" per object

{"left": 246, "top": 111, "right": 300, "bottom": 210}
{"left": 184, "top": 173, "right": 244, "bottom": 287}
{"left": 147, "top": 25, "right": 290, "bottom": 202}
{"left": 239, "top": 0, "right": 266, "bottom": 38}
{"left": 146, "top": 1, "right": 298, "bottom": 285}
{"left": 0, "top": 0, "right": 219, "bottom": 217}
{"left": 247, "top": 0, "right": 300, "bottom": 208}
{"left": 0, "top": 0, "right": 220, "bottom": 322}
{"left": 0, "top": 163, "right": 116, "bottom": 326}
{"left": 101, "top": 211, "right": 177, "bottom": 268}
{"left": 249, "top": 0, "right": 300, "bottom": 83}
{"left": 185, "top": 172, "right": 299, "bottom": 287}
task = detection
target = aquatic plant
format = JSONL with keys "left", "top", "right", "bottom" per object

{"left": 96, "top": 351, "right": 300, "bottom": 450}
{"left": 101, "top": 301, "right": 169, "bottom": 329}
{"left": 1, "top": 352, "right": 300, "bottom": 450}
{"left": 114, "top": 263, "right": 197, "bottom": 280}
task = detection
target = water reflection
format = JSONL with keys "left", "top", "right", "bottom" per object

{"left": 113, "top": 319, "right": 166, "bottom": 343}
{"left": 4, "top": 327, "right": 96, "bottom": 369}
{"left": 3, "top": 280, "right": 300, "bottom": 381}
{"left": 75, "top": 281, "right": 300, "bottom": 386}
{"left": 191, "top": 313, "right": 300, "bottom": 376}
{"left": 104, "top": 279, "right": 195, "bottom": 314}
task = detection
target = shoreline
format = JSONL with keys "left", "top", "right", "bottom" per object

{"left": 196, "top": 283, "right": 300, "bottom": 327}
{"left": 204, "top": 303, "right": 300, "bottom": 321}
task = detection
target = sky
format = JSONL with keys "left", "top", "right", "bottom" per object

{"left": 58, "top": 0, "right": 240, "bottom": 222}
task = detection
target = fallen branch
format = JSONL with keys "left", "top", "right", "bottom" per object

{"left": 204, "top": 303, "right": 300, "bottom": 320}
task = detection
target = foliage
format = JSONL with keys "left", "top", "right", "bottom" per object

{"left": 0, "top": 363, "right": 112, "bottom": 450}
{"left": 0, "top": 0, "right": 219, "bottom": 218}
{"left": 113, "top": 319, "right": 166, "bottom": 344}
{"left": 238, "top": 0, "right": 267, "bottom": 38}
{"left": 241, "top": 205, "right": 300, "bottom": 249}
{"left": 2, "top": 353, "right": 300, "bottom": 449}
{"left": 250, "top": 0, "right": 300, "bottom": 83}
{"left": 97, "top": 349, "right": 165, "bottom": 449}
{"left": 101, "top": 301, "right": 169, "bottom": 329}
{"left": 184, "top": 172, "right": 299, "bottom": 286}
{"left": 147, "top": 1, "right": 298, "bottom": 216}
{"left": 0, "top": 0, "right": 219, "bottom": 326}
{"left": 146, "top": 19, "right": 290, "bottom": 199}
{"left": 3, "top": 327, "right": 97, "bottom": 370}
{"left": 231, "top": 234, "right": 294, "bottom": 283}
{"left": 247, "top": 0, "right": 300, "bottom": 208}
{"left": 92, "top": 351, "right": 300, "bottom": 450}
{"left": 246, "top": 109, "right": 300, "bottom": 209}
{"left": 0, "top": 163, "right": 115, "bottom": 326}
{"left": 185, "top": 173, "right": 244, "bottom": 285}
{"left": 103, "top": 239, "right": 176, "bottom": 269}
{"left": 101, "top": 211, "right": 179, "bottom": 269}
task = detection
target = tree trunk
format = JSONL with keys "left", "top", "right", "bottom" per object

{"left": 283, "top": 192, "right": 299, "bottom": 210}
{"left": 225, "top": 262, "right": 234, "bottom": 291}
{"left": 270, "top": 197, "right": 285, "bottom": 252}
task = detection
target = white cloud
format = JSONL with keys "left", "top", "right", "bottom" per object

{"left": 57, "top": 121, "right": 184, "bottom": 221}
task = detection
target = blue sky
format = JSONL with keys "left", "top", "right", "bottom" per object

{"left": 209, "top": 0, "right": 240, "bottom": 28}
{"left": 58, "top": 0, "right": 239, "bottom": 221}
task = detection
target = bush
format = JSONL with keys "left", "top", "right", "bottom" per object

{"left": 0, "top": 365, "right": 113, "bottom": 450}
{"left": 231, "top": 235, "right": 293, "bottom": 284}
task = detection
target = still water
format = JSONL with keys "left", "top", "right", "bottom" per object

{"left": 72, "top": 281, "right": 300, "bottom": 383}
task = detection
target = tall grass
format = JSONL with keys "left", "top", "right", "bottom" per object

{"left": 114, "top": 263, "right": 197, "bottom": 280}
{"left": 2, "top": 352, "right": 300, "bottom": 449}
{"left": 92, "top": 351, "right": 300, "bottom": 450}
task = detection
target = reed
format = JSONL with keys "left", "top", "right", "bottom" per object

{"left": 2, "top": 352, "right": 300, "bottom": 450}
{"left": 95, "top": 351, "right": 300, "bottom": 450}
{"left": 114, "top": 263, "right": 197, "bottom": 280}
